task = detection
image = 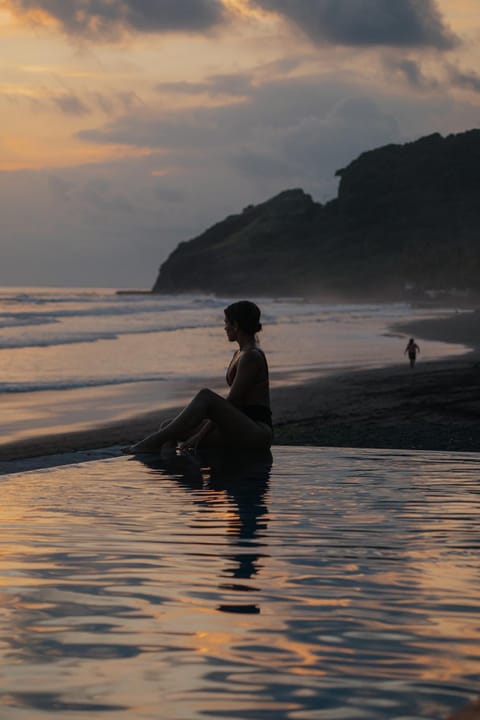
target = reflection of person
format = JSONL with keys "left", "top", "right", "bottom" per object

{"left": 129, "top": 301, "right": 273, "bottom": 454}
{"left": 404, "top": 337, "right": 420, "bottom": 368}
{"left": 136, "top": 448, "right": 272, "bottom": 585}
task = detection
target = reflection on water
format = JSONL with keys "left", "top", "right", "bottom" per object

{"left": 139, "top": 449, "right": 272, "bottom": 607}
{"left": 0, "top": 446, "right": 479, "bottom": 719}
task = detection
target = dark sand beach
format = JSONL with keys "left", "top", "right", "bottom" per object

{"left": 1, "top": 309, "right": 479, "bottom": 472}
{"left": 274, "top": 310, "right": 480, "bottom": 451}
{"left": 273, "top": 355, "right": 480, "bottom": 451}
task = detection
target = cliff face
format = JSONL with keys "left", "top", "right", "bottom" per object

{"left": 152, "top": 129, "right": 480, "bottom": 299}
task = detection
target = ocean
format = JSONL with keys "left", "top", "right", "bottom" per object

{"left": 0, "top": 286, "right": 469, "bottom": 443}
{"left": 1, "top": 288, "right": 479, "bottom": 719}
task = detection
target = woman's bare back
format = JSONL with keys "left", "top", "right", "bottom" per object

{"left": 226, "top": 347, "right": 270, "bottom": 407}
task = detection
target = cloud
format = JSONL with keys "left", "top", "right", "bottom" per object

{"left": 78, "top": 107, "right": 227, "bottom": 149}
{"left": 92, "top": 91, "right": 142, "bottom": 115}
{"left": 384, "top": 58, "right": 440, "bottom": 91}
{"left": 448, "top": 66, "right": 480, "bottom": 94}
{"left": 251, "top": 0, "right": 458, "bottom": 49}
{"left": 155, "top": 59, "right": 311, "bottom": 98}
{"left": 74, "top": 65, "right": 480, "bottom": 214}
{"left": 52, "top": 93, "right": 91, "bottom": 116}
{"left": 0, "top": 154, "right": 236, "bottom": 286}
{"left": 76, "top": 73, "right": 403, "bottom": 201}
{"left": 0, "top": 86, "right": 143, "bottom": 118}
{"left": 384, "top": 58, "right": 480, "bottom": 95}
{"left": 227, "top": 95, "right": 401, "bottom": 194}
{"left": 9, "top": 0, "right": 228, "bottom": 38}
{"left": 156, "top": 73, "right": 254, "bottom": 97}
{"left": 9, "top": 0, "right": 457, "bottom": 49}
{"left": 2, "top": 75, "right": 480, "bottom": 287}
{"left": 79, "top": 74, "right": 395, "bottom": 148}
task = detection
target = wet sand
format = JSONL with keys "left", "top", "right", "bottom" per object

{"left": 1, "top": 309, "right": 479, "bottom": 473}
{"left": 273, "top": 355, "right": 480, "bottom": 451}
{"left": 274, "top": 310, "right": 480, "bottom": 451}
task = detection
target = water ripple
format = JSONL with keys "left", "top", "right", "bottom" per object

{"left": 0, "top": 446, "right": 479, "bottom": 719}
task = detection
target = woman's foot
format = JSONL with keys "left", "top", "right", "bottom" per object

{"left": 129, "top": 442, "right": 156, "bottom": 453}
{"left": 121, "top": 440, "right": 157, "bottom": 454}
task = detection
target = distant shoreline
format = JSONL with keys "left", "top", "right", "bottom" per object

{"left": 1, "top": 309, "right": 479, "bottom": 474}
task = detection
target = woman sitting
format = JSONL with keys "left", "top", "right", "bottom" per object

{"left": 129, "top": 300, "right": 273, "bottom": 453}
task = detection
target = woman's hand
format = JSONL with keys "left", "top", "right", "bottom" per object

{"left": 178, "top": 433, "right": 201, "bottom": 453}
{"left": 178, "top": 420, "right": 213, "bottom": 453}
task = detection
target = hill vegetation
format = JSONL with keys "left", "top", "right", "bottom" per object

{"left": 152, "top": 129, "right": 480, "bottom": 300}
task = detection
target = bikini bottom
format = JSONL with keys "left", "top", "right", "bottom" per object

{"left": 239, "top": 404, "right": 272, "bottom": 428}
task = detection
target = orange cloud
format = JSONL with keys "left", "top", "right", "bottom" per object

{"left": 5, "top": 4, "right": 57, "bottom": 29}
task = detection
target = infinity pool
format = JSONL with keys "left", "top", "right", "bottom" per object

{"left": 0, "top": 447, "right": 479, "bottom": 719}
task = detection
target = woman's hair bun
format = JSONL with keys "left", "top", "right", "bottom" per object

{"left": 224, "top": 300, "right": 262, "bottom": 335}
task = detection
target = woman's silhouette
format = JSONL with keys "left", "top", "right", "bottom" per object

{"left": 129, "top": 301, "right": 272, "bottom": 454}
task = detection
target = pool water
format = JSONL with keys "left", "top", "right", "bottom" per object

{"left": 0, "top": 446, "right": 479, "bottom": 719}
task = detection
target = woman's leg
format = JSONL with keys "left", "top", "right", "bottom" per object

{"left": 131, "top": 389, "right": 271, "bottom": 452}
{"left": 157, "top": 418, "right": 177, "bottom": 454}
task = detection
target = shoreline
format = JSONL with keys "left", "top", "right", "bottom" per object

{"left": 1, "top": 310, "right": 479, "bottom": 473}
{"left": 273, "top": 310, "right": 480, "bottom": 451}
{"left": 273, "top": 354, "right": 480, "bottom": 452}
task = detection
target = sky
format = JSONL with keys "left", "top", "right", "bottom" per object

{"left": 1, "top": 0, "right": 480, "bottom": 288}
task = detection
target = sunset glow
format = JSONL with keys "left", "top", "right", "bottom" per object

{"left": 1, "top": 0, "right": 479, "bottom": 286}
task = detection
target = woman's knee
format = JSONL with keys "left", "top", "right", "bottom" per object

{"left": 195, "top": 388, "right": 217, "bottom": 404}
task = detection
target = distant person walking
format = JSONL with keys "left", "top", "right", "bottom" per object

{"left": 405, "top": 338, "right": 420, "bottom": 368}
